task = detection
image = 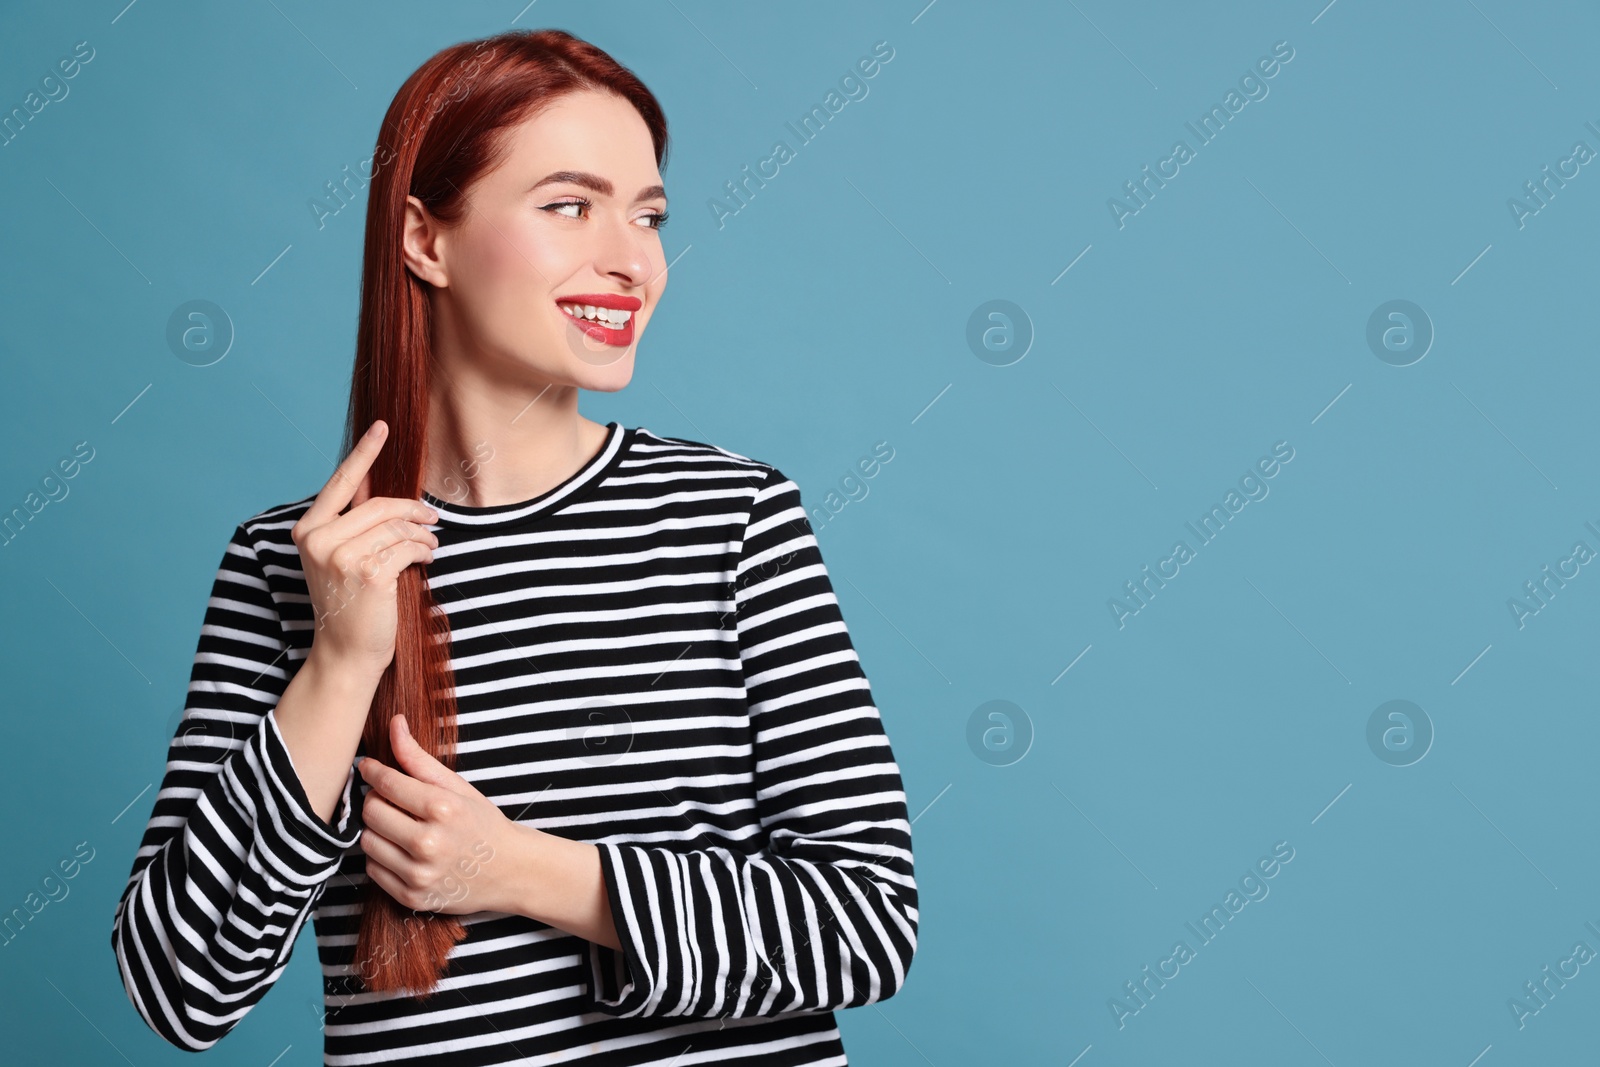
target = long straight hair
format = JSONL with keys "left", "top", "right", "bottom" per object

{"left": 339, "top": 28, "right": 668, "bottom": 998}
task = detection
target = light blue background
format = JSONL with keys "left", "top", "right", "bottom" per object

{"left": 3, "top": 0, "right": 1597, "bottom": 1063}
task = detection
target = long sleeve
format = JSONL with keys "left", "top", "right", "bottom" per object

{"left": 109, "top": 522, "right": 364, "bottom": 1051}
{"left": 586, "top": 465, "right": 919, "bottom": 1019}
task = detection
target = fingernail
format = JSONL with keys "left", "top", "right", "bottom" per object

{"left": 398, "top": 715, "right": 410, "bottom": 735}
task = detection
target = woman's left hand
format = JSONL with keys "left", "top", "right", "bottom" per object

{"left": 356, "top": 713, "right": 529, "bottom": 916}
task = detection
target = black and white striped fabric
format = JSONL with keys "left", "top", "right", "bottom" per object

{"left": 109, "top": 423, "right": 918, "bottom": 1065}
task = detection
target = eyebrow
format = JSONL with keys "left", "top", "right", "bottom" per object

{"left": 530, "top": 170, "right": 667, "bottom": 205}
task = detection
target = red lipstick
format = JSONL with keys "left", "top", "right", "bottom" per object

{"left": 555, "top": 293, "right": 642, "bottom": 347}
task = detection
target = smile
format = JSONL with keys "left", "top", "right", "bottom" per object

{"left": 555, "top": 293, "right": 641, "bottom": 348}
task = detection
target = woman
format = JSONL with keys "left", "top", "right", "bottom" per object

{"left": 109, "top": 27, "right": 916, "bottom": 1066}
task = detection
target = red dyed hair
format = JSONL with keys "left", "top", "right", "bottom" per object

{"left": 338, "top": 27, "right": 669, "bottom": 998}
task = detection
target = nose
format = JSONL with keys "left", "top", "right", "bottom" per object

{"left": 593, "top": 213, "right": 656, "bottom": 289}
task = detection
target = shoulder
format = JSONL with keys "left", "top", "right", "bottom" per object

{"left": 625, "top": 428, "right": 813, "bottom": 541}
{"left": 229, "top": 492, "right": 318, "bottom": 571}
{"left": 627, "top": 425, "right": 795, "bottom": 495}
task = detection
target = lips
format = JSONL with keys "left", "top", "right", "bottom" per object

{"left": 556, "top": 294, "right": 640, "bottom": 348}
{"left": 554, "top": 293, "right": 643, "bottom": 311}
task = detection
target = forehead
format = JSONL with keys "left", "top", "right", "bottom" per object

{"left": 491, "top": 89, "right": 661, "bottom": 191}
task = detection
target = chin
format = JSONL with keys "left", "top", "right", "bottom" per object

{"left": 570, "top": 352, "right": 637, "bottom": 392}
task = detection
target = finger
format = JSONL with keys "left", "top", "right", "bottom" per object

{"left": 321, "top": 498, "right": 439, "bottom": 550}
{"left": 367, "top": 857, "right": 448, "bottom": 915}
{"left": 349, "top": 537, "right": 436, "bottom": 587}
{"left": 390, "top": 713, "right": 472, "bottom": 791}
{"left": 348, "top": 467, "right": 372, "bottom": 516}
{"left": 359, "top": 756, "right": 439, "bottom": 820}
{"left": 326, "top": 516, "right": 438, "bottom": 580}
{"left": 312, "top": 537, "right": 434, "bottom": 630}
{"left": 361, "top": 790, "right": 424, "bottom": 860}
{"left": 363, "top": 854, "right": 414, "bottom": 905}
{"left": 360, "top": 826, "right": 419, "bottom": 881}
{"left": 303, "top": 420, "right": 388, "bottom": 529}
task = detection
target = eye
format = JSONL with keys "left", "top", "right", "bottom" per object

{"left": 542, "top": 197, "right": 668, "bottom": 231}
{"left": 542, "top": 196, "right": 591, "bottom": 219}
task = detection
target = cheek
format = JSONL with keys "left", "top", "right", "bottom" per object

{"left": 456, "top": 219, "right": 560, "bottom": 318}
{"left": 639, "top": 273, "right": 668, "bottom": 328}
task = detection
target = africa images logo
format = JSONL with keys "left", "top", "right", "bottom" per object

{"left": 1109, "top": 841, "right": 1296, "bottom": 1029}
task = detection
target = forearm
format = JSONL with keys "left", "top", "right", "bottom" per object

{"left": 272, "top": 653, "right": 380, "bottom": 826}
{"left": 502, "top": 826, "right": 621, "bottom": 951}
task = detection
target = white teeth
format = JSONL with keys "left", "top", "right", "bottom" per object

{"left": 559, "top": 302, "right": 632, "bottom": 326}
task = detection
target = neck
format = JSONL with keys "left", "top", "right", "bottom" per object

{"left": 423, "top": 379, "right": 606, "bottom": 509}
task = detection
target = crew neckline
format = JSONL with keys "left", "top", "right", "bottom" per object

{"left": 421, "top": 421, "right": 629, "bottom": 529}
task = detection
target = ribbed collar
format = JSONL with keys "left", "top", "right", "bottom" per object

{"left": 420, "top": 421, "right": 629, "bottom": 529}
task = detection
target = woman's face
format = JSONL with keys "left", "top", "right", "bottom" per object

{"left": 406, "top": 88, "right": 668, "bottom": 388}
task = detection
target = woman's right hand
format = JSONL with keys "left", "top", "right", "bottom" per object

{"left": 292, "top": 420, "right": 440, "bottom": 682}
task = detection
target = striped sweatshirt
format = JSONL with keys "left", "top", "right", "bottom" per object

{"left": 109, "top": 422, "right": 918, "bottom": 1065}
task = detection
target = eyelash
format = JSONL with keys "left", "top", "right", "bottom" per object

{"left": 543, "top": 196, "right": 669, "bottom": 230}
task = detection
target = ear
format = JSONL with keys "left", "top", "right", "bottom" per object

{"left": 400, "top": 195, "right": 450, "bottom": 288}
{"left": 389, "top": 714, "right": 474, "bottom": 793}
